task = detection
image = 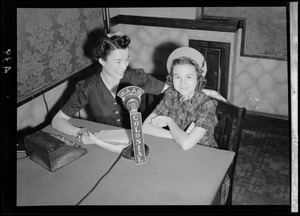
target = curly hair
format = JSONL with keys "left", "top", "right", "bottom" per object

{"left": 88, "top": 30, "right": 131, "bottom": 61}
{"left": 83, "top": 28, "right": 131, "bottom": 62}
{"left": 166, "top": 57, "right": 207, "bottom": 92}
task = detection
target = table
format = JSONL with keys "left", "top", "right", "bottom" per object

{"left": 17, "top": 118, "right": 235, "bottom": 206}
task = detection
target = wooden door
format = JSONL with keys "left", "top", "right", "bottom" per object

{"left": 189, "top": 40, "right": 230, "bottom": 99}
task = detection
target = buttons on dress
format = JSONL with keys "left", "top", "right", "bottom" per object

{"left": 112, "top": 102, "right": 121, "bottom": 124}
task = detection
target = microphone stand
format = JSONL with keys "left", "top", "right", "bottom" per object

{"left": 121, "top": 142, "right": 149, "bottom": 161}
{"left": 117, "top": 86, "right": 149, "bottom": 165}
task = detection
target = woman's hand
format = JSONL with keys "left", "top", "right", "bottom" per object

{"left": 202, "top": 89, "right": 227, "bottom": 102}
{"left": 80, "top": 131, "right": 101, "bottom": 145}
{"left": 81, "top": 131, "right": 130, "bottom": 153}
{"left": 151, "top": 115, "right": 170, "bottom": 128}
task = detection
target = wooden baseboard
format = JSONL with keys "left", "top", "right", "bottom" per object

{"left": 243, "top": 110, "right": 290, "bottom": 137}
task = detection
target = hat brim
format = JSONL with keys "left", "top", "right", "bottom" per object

{"left": 166, "top": 47, "right": 207, "bottom": 77}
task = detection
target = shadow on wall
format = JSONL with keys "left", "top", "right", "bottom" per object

{"left": 151, "top": 42, "right": 181, "bottom": 81}
{"left": 17, "top": 79, "right": 77, "bottom": 144}
{"left": 139, "top": 42, "right": 181, "bottom": 118}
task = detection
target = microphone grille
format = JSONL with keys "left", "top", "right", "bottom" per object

{"left": 126, "top": 98, "right": 140, "bottom": 112}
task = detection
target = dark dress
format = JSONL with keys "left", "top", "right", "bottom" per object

{"left": 61, "top": 65, "right": 165, "bottom": 129}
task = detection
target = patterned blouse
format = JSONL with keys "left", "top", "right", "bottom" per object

{"left": 153, "top": 88, "right": 218, "bottom": 148}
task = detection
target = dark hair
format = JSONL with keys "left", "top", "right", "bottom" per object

{"left": 166, "top": 57, "right": 207, "bottom": 91}
{"left": 91, "top": 34, "right": 131, "bottom": 61}
{"left": 83, "top": 28, "right": 131, "bottom": 61}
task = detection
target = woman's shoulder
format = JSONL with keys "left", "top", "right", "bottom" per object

{"left": 76, "top": 72, "right": 100, "bottom": 91}
{"left": 122, "top": 67, "right": 150, "bottom": 85}
{"left": 123, "top": 67, "right": 146, "bottom": 77}
{"left": 126, "top": 67, "right": 145, "bottom": 73}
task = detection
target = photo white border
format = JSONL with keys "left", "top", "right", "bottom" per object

{"left": 290, "top": 2, "right": 298, "bottom": 213}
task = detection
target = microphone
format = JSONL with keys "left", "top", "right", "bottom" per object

{"left": 117, "top": 86, "right": 149, "bottom": 164}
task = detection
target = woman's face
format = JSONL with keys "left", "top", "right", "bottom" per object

{"left": 99, "top": 48, "right": 130, "bottom": 80}
{"left": 172, "top": 64, "right": 197, "bottom": 98}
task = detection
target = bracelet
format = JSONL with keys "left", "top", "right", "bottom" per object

{"left": 76, "top": 127, "right": 89, "bottom": 142}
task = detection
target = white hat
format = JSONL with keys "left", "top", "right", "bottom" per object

{"left": 166, "top": 47, "right": 207, "bottom": 77}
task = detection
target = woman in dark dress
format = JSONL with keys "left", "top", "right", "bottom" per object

{"left": 51, "top": 32, "right": 168, "bottom": 153}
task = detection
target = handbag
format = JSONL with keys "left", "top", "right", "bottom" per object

{"left": 24, "top": 130, "right": 87, "bottom": 172}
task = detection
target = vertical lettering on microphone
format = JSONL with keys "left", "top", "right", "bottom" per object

{"left": 130, "top": 112, "right": 146, "bottom": 164}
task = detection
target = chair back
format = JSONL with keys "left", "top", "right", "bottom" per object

{"left": 214, "top": 99, "right": 246, "bottom": 205}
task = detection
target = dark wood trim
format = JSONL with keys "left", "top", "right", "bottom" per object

{"left": 243, "top": 110, "right": 290, "bottom": 137}
{"left": 111, "top": 15, "right": 242, "bottom": 32}
{"left": 111, "top": 14, "right": 287, "bottom": 60}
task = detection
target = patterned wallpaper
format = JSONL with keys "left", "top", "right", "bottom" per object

{"left": 112, "top": 24, "right": 288, "bottom": 116}
{"left": 17, "top": 8, "right": 104, "bottom": 104}
{"left": 234, "top": 56, "right": 288, "bottom": 115}
{"left": 203, "top": 7, "right": 287, "bottom": 60}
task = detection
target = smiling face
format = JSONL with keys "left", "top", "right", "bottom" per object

{"left": 172, "top": 64, "right": 198, "bottom": 98}
{"left": 99, "top": 48, "right": 130, "bottom": 80}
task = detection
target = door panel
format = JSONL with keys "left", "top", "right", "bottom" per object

{"left": 189, "top": 40, "right": 230, "bottom": 99}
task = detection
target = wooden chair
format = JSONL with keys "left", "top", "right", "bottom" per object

{"left": 213, "top": 99, "right": 246, "bottom": 205}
